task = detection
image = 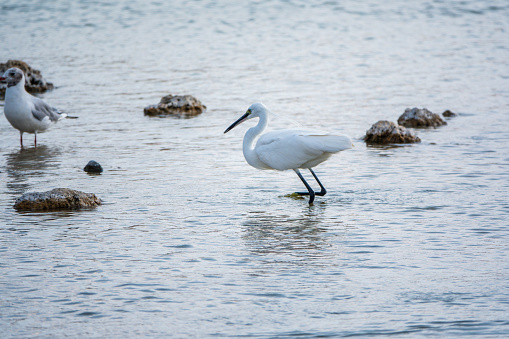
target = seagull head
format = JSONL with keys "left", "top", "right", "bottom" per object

{"left": 0, "top": 68, "right": 25, "bottom": 88}
{"left": 224, "top": 103, "right": 269, "bottom": 133}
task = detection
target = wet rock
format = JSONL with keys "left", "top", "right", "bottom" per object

{"left": 14, "top": 188, "right": 102, "bottom": 211}
{"left": 144, "top": 94, "right": 206, "bottom": 117}
{"left": 397, "top": 107, "right": 447, "bottom": 128}
{"left": 364, "top": 120, "right": 421, "bottom": 144}
{"left": 0, "top": 60, "right": 54, "bottom": 97}
{"left": 84, "top": 160, "right": 103, "bottom": 173}
{"left": 442, "top": 109, "right": 458, "bottom": 117}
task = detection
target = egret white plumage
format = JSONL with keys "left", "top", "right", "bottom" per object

{"left": 0, "top": 67, "right": 66, "bottom": 147}
{"left": 224, "top": 103, "right": 353, "bottom": 204}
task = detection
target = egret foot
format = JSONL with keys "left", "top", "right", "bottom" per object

{"left": 294, "top": 191, "right": 326, "bottom": 196}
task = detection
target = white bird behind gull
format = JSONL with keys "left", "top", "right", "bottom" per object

{"left": 224, "top": 103, "right": 353, "bottom": 204}
{"left": 0, "top": 67, "right": 66, "bottom": 147}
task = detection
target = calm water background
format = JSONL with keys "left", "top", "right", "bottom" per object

{"left": 1, "top": 0, "right": 509, "bottom": 337}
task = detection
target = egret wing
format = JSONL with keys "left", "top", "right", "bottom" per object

{"left": 255, "top": 129, "right": 351, "bottom": 170}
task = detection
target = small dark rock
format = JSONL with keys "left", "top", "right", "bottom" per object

{"left": 0, "top": 60, "right": 54, "bottom": 97}
{"left": 397, "top": 107, "right": 447, "bottom": 128}
{"left": 442, "top": 109, "right": 458, "bottom": 117}
{"left": 144, "top": 94, "right": 206, "bottom": 117}
{"left": 84, "top": 160, "right": 103, "bottom": 173}
{"left": 364, "top": 120, "right": 421, "bottom": 144}
{"left": 14, "top": 188, "right": 102, "bottom": 211}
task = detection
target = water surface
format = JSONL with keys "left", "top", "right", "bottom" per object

{"left": 1, "top": 0, "right": 508, "bottom": 337}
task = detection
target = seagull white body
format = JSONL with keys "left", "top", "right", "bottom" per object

{"left": 224, "top": 103, "right": 353, "bottom": 204}
{"left": 1, "top": 67, "right": 66, "bottom": 147}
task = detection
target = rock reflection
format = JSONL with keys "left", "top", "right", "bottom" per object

{"left": 4, "top": 146, "right": 62, "bottom": 194}
{"left": 241, "top": 210, "right": 333, "bottom": 263}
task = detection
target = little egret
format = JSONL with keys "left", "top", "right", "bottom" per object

{"left": 0, "top": 67, "right": 67, "bottom": 147}
{"left": 224, "top": 103, "right": 353, "bottom": 204}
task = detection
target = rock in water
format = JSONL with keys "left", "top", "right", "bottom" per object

{"left": 442, "top": 109, "right": 458, "bottom": 117}
{"left": 84, "top": 160, "right": 103, "bottom": 173}
{"left": 14, "top": 188, "right": 102, "bottom": 211}
{"left": 0, "top": 60, "right": 54, "bottom": 97}
{"left": 364, "top": 120, "right": 421, "bottom": 144}
{"left": 144, "top": 94, "right": 206, "bottom": 117}
{"left": 397, "top": 107, "right": 447, "bottom": 128}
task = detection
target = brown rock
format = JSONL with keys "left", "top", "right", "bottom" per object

{"left": 397, "top": 107, "right": 446, "bottom": 128}
{"left": 0, "top": 60, "right": 54, "bottom": 97}
{"left": 442, "top": 110, "right": 458, "bottom": 117}
{"left": 364, "top": 120, "right": 421, "bottom": 144}
{"left": 144, "top": 94, "right": 206, "bottom": 117}
{"left": 14, "top": 188, "right": 102, "bottom": 211}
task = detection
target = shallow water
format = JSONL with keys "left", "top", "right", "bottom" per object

{"left": 1, "top": 0, "right": 509, "bottom": 337}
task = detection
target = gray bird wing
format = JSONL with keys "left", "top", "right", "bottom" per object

{"left": 31, "top": 97, "right": 63, "bottom": 122}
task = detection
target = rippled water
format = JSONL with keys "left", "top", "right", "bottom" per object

{"left": 1, "top": 0, "right": 509, "bottom": 337}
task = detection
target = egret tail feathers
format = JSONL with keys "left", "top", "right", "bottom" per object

{"left": 305, "top": 134, "right": 353, "bottom": 153}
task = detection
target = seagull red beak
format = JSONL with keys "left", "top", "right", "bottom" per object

{"left": 0, "top": 77, "right": 6, "bottom": 81}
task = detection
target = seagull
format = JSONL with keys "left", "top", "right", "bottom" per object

{"left": 0, "top": 67, "right": 66, "bottom": 147}
{"left": 224, "top": 103, "right": 353, "bottom": 204}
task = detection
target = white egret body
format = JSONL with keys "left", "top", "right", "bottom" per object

{"left": 224, "top": 103, "right": 353, "bottom": 204}
{"left": 0, "top": 67, "right": 66, "bottom": 147}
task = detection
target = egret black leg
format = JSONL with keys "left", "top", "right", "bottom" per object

{"left": 294, "top": 169, "right": 315, "bottom": 204}
{"left": 294, "top": 169, "right": 327, "bottom": 195}
{"left": 309, "top": 168, "right": 327, "bottom": 196}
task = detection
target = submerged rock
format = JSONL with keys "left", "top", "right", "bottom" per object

{"left": 442, "top": 109, "right": 458, "bottom": 117}
{"left": 397, "top": 107, "right": 447, "bottom": 128}
{"left": 14, "top": 188, "right": 102, "bottom": 211}
{"left": 84, "top": 160, "right": 103, "bottom": 173}
{"left": 364, "top": 120, "right": 421, "bottom": 144}
{"left": 144, "top": 94, "right": 206, "bottom": 117}
{"left": 0, "top": 60, "right": 54, "bottom": 97}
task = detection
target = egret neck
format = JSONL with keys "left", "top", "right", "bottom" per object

{"left": 242, "top": 110, "right": 270, "bottom": 170}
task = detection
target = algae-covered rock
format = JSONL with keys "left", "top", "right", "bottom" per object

{"left": 364, "top": 120, "right": 421, "bottom": 144}
{"left": 283, "top": 193, "right": 306, "bottom": 200}
{"left": 14, "top": 188, "right": 102, "bottom": 211}
{"left": 0, "top": 60, "right": 54, "bottom": 97}
{"left": 144, "top": 94, "right": 206, "bottom": 117}
{"left": 442, "top": 109, "right": 458, "bottom": 117}
{"left": 397, "top": 107, "right": 446, "bottom": 128}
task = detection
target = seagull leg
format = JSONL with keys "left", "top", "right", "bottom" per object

{"left": 294, "top": 169, "right": 315, "bottom": 204}
{"left": 34, "top": 131, "right": 37, "bottom": 148}
{"left": 20, "top": 132, "right": 24, "bottom": 147}
{"left": 309, "top": 168, "right": 327, "bottom": 196}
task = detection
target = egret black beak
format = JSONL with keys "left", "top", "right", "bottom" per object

{"left": 224, "top": 112, "right": 250, "bottom": 134}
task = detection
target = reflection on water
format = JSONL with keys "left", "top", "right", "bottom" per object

{"left": 242, "top": 210, "right": 332, "bottom": 259}
{"left": 5, "top": 145, "right": 61, "bottom": 170}
{"left": 4, "top": 145, "right": 62, "bottom": 194}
